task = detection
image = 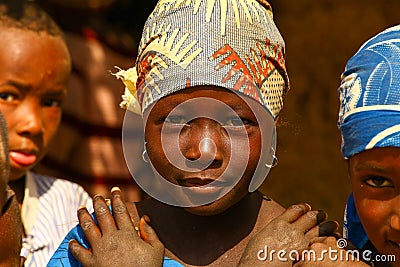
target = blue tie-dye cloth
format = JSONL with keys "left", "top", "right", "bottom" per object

{"left": 338, "top": 25, "right": 400, "bottom": 159}
{"left": 343, "top": 193, "right": 369, "bottom": 249}
{"left": 46, "top": 215, "right": 184, "bottom": 267}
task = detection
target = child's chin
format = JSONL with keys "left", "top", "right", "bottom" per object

{"left": 184, "top": 202, "right": 229, "bottom": 216}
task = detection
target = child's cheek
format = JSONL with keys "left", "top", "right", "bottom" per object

{"left": 355, "top": 195, "right": 389, "bottom": 247}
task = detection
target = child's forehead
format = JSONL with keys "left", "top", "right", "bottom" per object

{"left": 349, "top": 147, "right": 400, "bottom": 174}
{"left": 149, "top": 86, "right": 262, "bottom": 113}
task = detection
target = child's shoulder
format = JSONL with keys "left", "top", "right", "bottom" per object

{"left": 28, "top": 171, "right": 90, "bottom": 199}
{"left": 256, "top": 193, "right": 286, "bottom": 225}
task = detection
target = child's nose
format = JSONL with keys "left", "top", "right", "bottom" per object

{"left": 182, "top": 119, "right": 224, "bottom": 168}
{"left": 17, "top": 103, "right": 44, "bottom": 136}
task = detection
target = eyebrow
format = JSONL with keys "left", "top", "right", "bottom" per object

{"left": 0, "top": 80, "right": 31, "bottom": 92}
{"left": 353, "top": 162, "right": 389, "bottom": 173}
{"left": 0, "top": 80, "right": 66, "bottom": 95}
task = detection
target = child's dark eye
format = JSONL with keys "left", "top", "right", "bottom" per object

{"left": 363, "top": 176, "right": 393, "bottom": 188}
{"left": 224, "top": 117, "right": 244, "bottom": 127}
{"left": 42, "top": 98, "right": 62, "bottom": 107}
{"left": 224, "top": 117, "right": 253, "bottom": 127}
{"left": 164, "top": 115, "right": 187, "bottom": 125}
{"left": 0, "top": 93, "right": 16, "bottom": 102}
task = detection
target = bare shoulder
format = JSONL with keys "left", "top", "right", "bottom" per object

{"left": 256, "top": 194, "right": 285, "bottom": 226}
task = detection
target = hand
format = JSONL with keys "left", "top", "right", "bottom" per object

{"left": 293, "top": 236, "right": 369, "bottom": 266}
{"left": 238, "top": 203, "right": 338, "bottom": 267}
{"left": 69, "top": 187, "right": 164, "bottom": 267}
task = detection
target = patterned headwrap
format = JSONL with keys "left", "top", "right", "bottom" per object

{"left": 338, "top": 25, "right": 400, "bottom": 159}
{"left": 115, "top": 0, "right": 289, "bottom": 119}
{"left": 339, "top": 25, "right": 400, "bottom": 250}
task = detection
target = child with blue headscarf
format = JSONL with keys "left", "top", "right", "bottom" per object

{"left": 340, "top": 24, "right": 400, "bottom": 267}
{"left": 295, "top": 25, "right": 400, "bottom": 267}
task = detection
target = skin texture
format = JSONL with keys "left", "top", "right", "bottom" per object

{"left": 0, "top": 27, "right": 71, "bottom": 200}
{"left": 143, "top": 86, "right": 265, "bottom": 215}
{"left": 69, "top": 188, "right": 164, "bottom": 267}
{"left": 70, "top": 87, "right": 336, "bottom": 266}
{"left": 349, "top": 147, "right": 400, "bottom": 266}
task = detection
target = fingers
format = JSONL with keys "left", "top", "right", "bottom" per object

{"left": 110, "top": 187, "right": 136, "bottom": 232}
{"left": 318, "top": 221, "right": 339, "bottom": 237}
{"left": 93, "top": 195, "right": 117, "bottom": 234}
{"left": 278, "top": 203, "right": 312, "bottom": 223}
{"left": 69, "top": 239, "right": 92, "bottom": 266}
{"left": 304, "top": 220, "right": 338, "bottom": 241}
{"left": 77, "top": 206, "right": 102, "bottom": 245}
{"left": 292, "top": 210, "right": 325, "bottom": 232}
{"left": 139, "top": 215, "right": 164, "bottom": 250}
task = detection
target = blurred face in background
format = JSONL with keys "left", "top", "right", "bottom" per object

{"left": 0, "top": 27, "right": 71, "bottom": 181}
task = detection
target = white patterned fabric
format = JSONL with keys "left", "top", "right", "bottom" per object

{"left": 21, "top": 172, "right": 92, "bottom": 267}
{"left": 118, "top": 0, "right": 289, "bottom": 119}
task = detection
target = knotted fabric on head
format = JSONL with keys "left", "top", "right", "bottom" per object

{"left": 338, "top": 25, "right": 400, "bottom": 159}
{"left": 116, "top": 0, "right": 289, "bottom": 119}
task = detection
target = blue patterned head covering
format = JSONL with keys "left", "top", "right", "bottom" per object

{"left": 340, "top": 25, "right": 400, "bottom": 250}
{"left": 116, "top": 0, "right": 289, "bottom": 119}
{"left": 338, "top": 25, "right": 400, "bottom": 159}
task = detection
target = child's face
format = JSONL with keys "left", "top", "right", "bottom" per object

{"left": 144, "top": 86, "right": 267, "bottom": 215}
{"left": 349, "top": 147, "right": 400, "bottom": 259}
{"left": 0, "top": 28, "right": 71, "bottom": 181}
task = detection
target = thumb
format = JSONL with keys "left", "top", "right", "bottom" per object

{"left": 69, "top": 239, "right": 93, "bottom": 266}
{"left": 139, "top": 215, "right": 164, "bottom": 249}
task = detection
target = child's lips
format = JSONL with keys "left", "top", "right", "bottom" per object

{"left": 178, "top": 178, "right": 231, "bottom": 194}
{"left": 9, "top": 151, "right": 37, "bottom": 166}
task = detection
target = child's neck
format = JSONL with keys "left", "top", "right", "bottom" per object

{"left": 136, "top": 192, "right": 263, "bottom": 265}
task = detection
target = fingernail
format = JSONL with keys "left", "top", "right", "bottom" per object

{"left": 319, "top": 221, "right": 339, "bottom": 237}
{"left": 77, "top": 206, "right": 87, "bottom": 215}
{"left": 143, "top": 214, "right": 151, "bottom": 223}
{"left": 317, "top": 210, "right": 326, "bottom": 224}
{"left": 93, "top": 194, "right": 102, "bottom": 201}
{"left": 111, "top": 187, "right": 121, "bottom": 193}
{"left": 304, "top": 203, "right": 312, "bottom": 211}
{"left": 141, "top": 215, "right": 152, "bottom": 228}
{"left": 293, "top": 203, "right": 311, "bottom": 213}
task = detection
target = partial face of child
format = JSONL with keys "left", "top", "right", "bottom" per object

{"left": 349, "top": 147, "right": 400, "bottom": 260}
{"left": 144, "top": 86, "right": 269, "bottom": 216}
{"left": 0, "top": 27, "right": 71, "bottom": 181}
